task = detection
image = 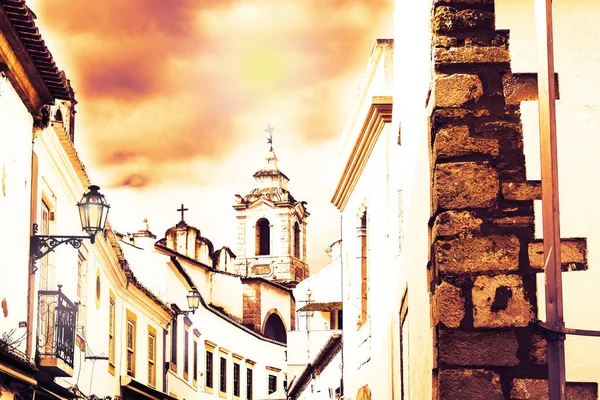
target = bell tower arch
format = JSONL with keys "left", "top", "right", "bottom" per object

{"left": 233, "top": 133, "right": 309, "bottom": 285}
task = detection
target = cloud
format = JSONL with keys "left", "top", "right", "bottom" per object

{"left": 32, "top": 0, "right": 393, "bottom": 267}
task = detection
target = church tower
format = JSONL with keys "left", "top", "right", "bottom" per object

{"left": 233, "top": 130, "right": 309, "bottom": 285}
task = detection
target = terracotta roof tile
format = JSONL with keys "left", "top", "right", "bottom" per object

{"left": 1, "top": 0, "right": 75, "bottom": 101}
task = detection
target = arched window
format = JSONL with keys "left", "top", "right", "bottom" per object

{"left": 263, "top": 313, "right": 287, "bottom": 343}
{"left": 54, "top": 108, "right": 63, "bottom": 121}
{"left": 255, "top": 218, "right": 270, "bottom": 256}
{"left": 359, "top": 210, "right": 368, "bottom": 326}
{"left": 293, "top": 222, "right": 300, "bottom": 259}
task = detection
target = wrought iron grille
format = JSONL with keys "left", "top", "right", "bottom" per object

{"left": 37, "top": 288, "right": 77, "bottom": 368}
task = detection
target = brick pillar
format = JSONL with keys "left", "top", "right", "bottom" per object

{"left": 243, "top": 282, "right": 262, "bottom": 333}
{"left": 430, "top": 1, "right": 541, "bottom": 398}
{"left": 429, "top": 2, "right": 599, "bottom": 399}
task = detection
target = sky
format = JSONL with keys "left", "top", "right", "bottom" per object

{"left": 29, "top": 0, "right": 393, "bottom": 269}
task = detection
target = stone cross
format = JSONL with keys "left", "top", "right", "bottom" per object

{"left": 265, "top": 124, "right": 274, "bottom": 152}
{"left": 177, "top": 204, "right": 188, "bottom": 222}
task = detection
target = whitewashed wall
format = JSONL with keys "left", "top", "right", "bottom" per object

{"left": 0, "top": 73, "right": 34, "bottom": 357}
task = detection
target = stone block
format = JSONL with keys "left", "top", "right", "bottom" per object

{"left": 465, "top": 31, "right": 509, "bottom": 48}
{"left": 473, "top": 274, "right": 534, "bottom": 328}
{"left": 435, "top": 74, "right": 484, "bottom": 108}
{"left": 435, "top": 46, "right": 510, "bottom": 65}
{"left": 502, "top": 72, "right": 560, "bottom": 105}
{"left": 529, "top": 334, "right": 547, "bottom": 365}
{"left": 439, "top": 369, "right": 504, "bottom": 400}
{"left": 434, "top": 35, "right": 458, "bottom": 48}
{"left": 434, "top": 162, "right": 499, "bottom": 210}
{"left": 511, "top": 379, "right": 598, "bottom": 400}
{"left": 528, "top": 238, "right": 587, "bottom": 272}
{"left": 434, "top": 6, "right": 494, "bottom": 35}
{"left": 433, "top": 210, "right": 483, "bottom": 237}
{"left": 434, "top": 125, "right": 499, "bottom": 159}
{"left": 474, "top": 121, "right": 523, "bottom": 139}
{"left": 439, "top": 329, "right": 519, "bottom": 366}
{"left": 435, "top": 235, "right": 520, "bottom": 274}
{"left": 502, "top": 181, "right": 542, "bottom": 201}
{"left": 434, "top": 281, "right": 465, "bottom": 328}
{"left": 491, "top": 215, "right": 534, "bottom": 228}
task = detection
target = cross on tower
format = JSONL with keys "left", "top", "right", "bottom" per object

{"left": 265, "top": 124, "right": 274, "bottom": 152}
{"left": 177, "top": 204, "right": 188, "bottom": 222}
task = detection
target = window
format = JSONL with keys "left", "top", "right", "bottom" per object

{"left": 268, "top": 374, "right": 277, "bottom": 395}
{"left": 358, "top": 210, "right": 368, "bottom": 327}
{"left": 148, "top": 326, "right": 157, "bottom": 387}
{"left": 220, "top": 356, "right": 227, "bottom": 395}
{"left": 77, "top": 248, "right": 88, "bottom": 336}
{"left": 184, "top": 326, "right": 189, "bottom": 379}
{"left": 246, "top": 367, "right": 253, "bottom": 400}
{"left": 193, "top": 339, "right": 198, "bottom": 384}
{"left": 233, "top": 363, "right": 240, "bottom": 397}
{"left": 293, "top": 222, "right": 300, "bottom": 258}
{"left": 206, "top": 349, "right": 214, "bottom": 391}
{"left": 170, "top": 318, "right": 178, "bottom": 371}
{"left": 255, "top": 218, "right": 270, "bottom": 256}
{"left": 126, "top": 310, "right": 137, "bottom": 377}
{"left": 108, "top": 291, "right": 116, "bottom": 374}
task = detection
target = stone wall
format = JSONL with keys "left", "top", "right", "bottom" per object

{"left": 429, "top": 1, "right": 595, "bottom": 398}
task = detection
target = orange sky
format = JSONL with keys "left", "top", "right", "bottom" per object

{"left": 30, "top": 0, "right": 393, "bottom": 269}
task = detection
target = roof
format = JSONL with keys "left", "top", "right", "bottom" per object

{"left": 0, "top": 339, "right": 38, "bottom": 377}
{"left": 240, "top": 276, "right": 294, "bottom": 294}
{"left": 287, "top": 334, "right": 342, "bottom": 399}
{"left": 0, "top": 0, "right": 75, "bottom": 102}
{"left": 297, "top": 301, "right": 342, "bottom": 312}
{"left": 107, "top": 228, "right": 174, "bottom": 315}
{"left": 167, "top": 256, "right": 287, "bottom": 347}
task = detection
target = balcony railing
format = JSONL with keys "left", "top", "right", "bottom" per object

{"left": 37, "top": 287, "right": 77, "bottom": 375}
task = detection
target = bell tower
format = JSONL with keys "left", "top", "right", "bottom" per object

{"left": 233, "top": 127, "right": 309, "bottom": 285}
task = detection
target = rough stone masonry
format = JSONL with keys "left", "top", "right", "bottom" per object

{"left": 429, "top": 0, "right": 596, "bottom": 398}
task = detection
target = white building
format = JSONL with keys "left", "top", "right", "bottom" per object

{"left": 330, "top": 39, "right": 401, "bottom": 400}
{"left": 287, "top": 241, "right": 343, "bottom": 399}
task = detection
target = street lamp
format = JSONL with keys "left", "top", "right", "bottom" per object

{"left": 172, "top": 290, "right": 201, "bottom": 319}
{"left": 185, "top": 290, "right": 201, "bottom": 313}
{"left": 31, "top": 185, "right": 110, "bottom": 265}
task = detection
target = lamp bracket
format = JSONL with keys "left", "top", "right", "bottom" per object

{"left": 31, "top": 234, "right": 90, "bottom": 260}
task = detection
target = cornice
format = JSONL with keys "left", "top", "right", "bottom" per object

{"left": 331, "top": 97, "right": 393, "bottom": 211}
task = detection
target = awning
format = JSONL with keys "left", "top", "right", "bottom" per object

{"left": 297, "top": 302, "right": 342, "bottom": 312}
{"left": 120, "top": 376, "right": 177, "bottom": 400}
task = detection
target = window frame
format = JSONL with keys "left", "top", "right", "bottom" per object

{"left": 205, "top": 343, "right": 215, "bottom": 394}
{"left": 267, "top": 374, "right": 277, "bottom": 395}
{"left": 108, "top": 291, "right": 116, "bottom": 375}
{"left": 125, "top": 309, "right": 137, "bottom": 377}
{"left": 170, "top": 318, "right": 178, "bottom": 372}
{"left": 233, "top": 361, "right": 241, "bottom": 398}
{"left": 219, "top": 355, "right": 227, "bottom": 398}
{"left": 358, "top": 209, "right": 368, "bottom": 328}
{"left": 148, "top": 325, "right": 157, "bottom": 388}
{"left": 184, "top": 325, "right": 190, "bottom": 380}
{"left": 193, "top": 335, "right": 199, "bottom": 386}
{"left": 246, "top": 365, "right": 254, "bottom": 400}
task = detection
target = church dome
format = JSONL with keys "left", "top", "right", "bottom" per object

{"left": 164, "top": 218, "right": 214, "bottom": 266}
